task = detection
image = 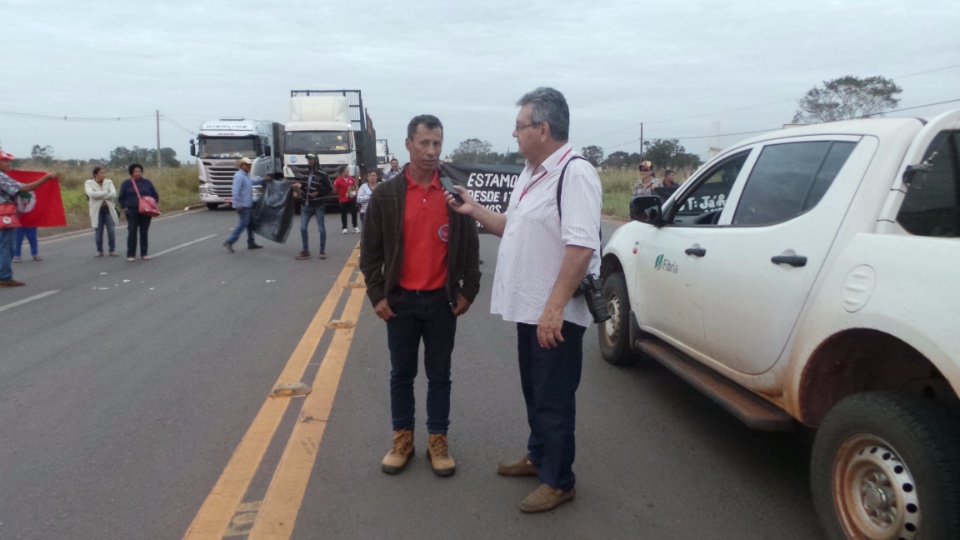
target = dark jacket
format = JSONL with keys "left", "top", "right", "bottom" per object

{"left": 118, "top": 178, "right": 159, "bottom": 212}
{"left": 293, "top": 166, "right": 332, "bottom": 207}
{"left": 360, "top": 167, "right": 481, "bottom": 307}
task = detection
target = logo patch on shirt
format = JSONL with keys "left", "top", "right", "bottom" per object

{"left": 438, "top": 224, "right": 450, "bottom": 243}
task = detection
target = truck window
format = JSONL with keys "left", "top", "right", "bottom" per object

{"left": 670, "top": 151, "right": 750, "bottom": 225}
{"left": 198, "top": 137, "right": 258, "bottom": 159}
{"left": 897, "top": 130, "right": 960, "bottom": 237}
{"left": 732, "top": 141, "right": 856, "bottom": 226}
{"left": 285, "top": 131, "right": 352, "bottom": 154}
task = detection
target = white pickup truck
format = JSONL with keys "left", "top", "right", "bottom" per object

{"left": 600, "top": 109, "right": 960, "bottom": 539}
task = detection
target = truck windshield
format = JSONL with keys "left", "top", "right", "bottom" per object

{"left": 286, "top": 131, "right": 352, "bottom": 154}
{"left": 199, "top": 137, "right": 257, "bottom": 159}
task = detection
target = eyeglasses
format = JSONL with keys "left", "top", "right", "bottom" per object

{"left": 514, "top": 121, "right": 542, "bottom": 132}
{"left": 640, "top": 168, "right": 651, "bottom": 172}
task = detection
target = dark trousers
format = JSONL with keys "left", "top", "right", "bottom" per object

{"left": 386, "top": 289, "right": 457, "bottom": 434}
{"left": 126, "top": 211, "right": 151, "bottom": 257}
{"left": 340, "top": 200, "right": 358, "bottom": 229}
{"left": 517, "top": 321, "right": 585, "bottom": 492}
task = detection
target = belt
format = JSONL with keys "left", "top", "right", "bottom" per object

{"left": 398, "top": 286, "right": 444, "bottom": 295}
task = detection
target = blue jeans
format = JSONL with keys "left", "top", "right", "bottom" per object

{"left": 95, "top": 206, "right": 116, "bottom": 253}
{"left": 386, "top": 288, "right": 457, "bottom": 434}
{"left": 14, "top": 227, "right": 38, "bottom": 257}
{"left": 226, "top": 207, "right": 255, "bottom": 246}
{"left": 300, "top": 205, "right": 326, "bottom": 252}
{"left": 516, "top": 321, "right": 586, "bottom": 492}
{"left": 0, "top": 228, "right": 14, "bottom": 280}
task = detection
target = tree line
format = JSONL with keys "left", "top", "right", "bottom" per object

{"left": 19, "top": 144, "right": 182, "bottom": 168}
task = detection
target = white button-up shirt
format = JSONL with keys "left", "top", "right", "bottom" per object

{"left": 491, "top": 143, "right": 602, "bottom": 328}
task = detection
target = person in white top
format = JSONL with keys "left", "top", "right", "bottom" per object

{"left": 445, "top": 87, "right": 602, "bottom": 513}
{"left": 84, "top": 166, "right": 119, "bottom": 257}
{"left": 356, "top": 168, "right": 378, "bottom": 228}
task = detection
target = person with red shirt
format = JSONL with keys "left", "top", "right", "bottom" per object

{"left": 333, "top": 165, "right": 359, "bottom": 233}
{"left": 359, "top": 115, "right": 481, "bottom": 478}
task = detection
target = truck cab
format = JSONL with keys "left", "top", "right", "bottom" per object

{"left": 191, "top": 119, "right": 283, "bottom": 210}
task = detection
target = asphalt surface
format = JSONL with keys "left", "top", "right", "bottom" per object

{"left": 0, "top": 208, "right": 823, "bottom": 539}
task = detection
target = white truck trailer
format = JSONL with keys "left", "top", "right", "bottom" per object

{"left": 190, "top": 119, "right": 284, "bottom": 209}
{"left": 283, "top": 90, "right": 377, "bottom": 192}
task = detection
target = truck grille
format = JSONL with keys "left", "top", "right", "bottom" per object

{"left": 288, "top": 164, "right": 342, "bottom": 177}
{"left": 203, "top": 163, "right": 239, "bottom": 197}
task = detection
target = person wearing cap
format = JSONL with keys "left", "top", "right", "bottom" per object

{"left": 292, "top": 153, "right": 332, "bottom": 260}
{"left": 118, "top": 163, "right": 160, "bottom": 261}
{"left": 632, "top": 160, "right": 661, "bottom": 198}
{"left": 0, "top": 149, "right": 57, "bottom": 287}
{"left": 222, "top": 157, "right": 270, "bottom": 253}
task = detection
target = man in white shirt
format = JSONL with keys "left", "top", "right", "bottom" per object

{"left": 445, "top": 87, "right": 602, "bottom": 513}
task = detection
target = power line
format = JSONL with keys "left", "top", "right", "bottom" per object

{"left": 0, "top": 110, "right": 154, "bottom": 121}
{"left": 864, "top": 97, "right": 960, "bottom": 117}
{"left": 162, "top": 116, "right": 197, "bottom": 135}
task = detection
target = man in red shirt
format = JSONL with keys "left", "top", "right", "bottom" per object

{"left": 333, "top": 165, "right": 359, "bottom": 233}
{"left": 359, "top": 115, "right": 481, "bottom": 477}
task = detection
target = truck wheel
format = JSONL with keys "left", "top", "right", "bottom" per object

{"left": 811, "top": 392, "right": 960, "bottom": 540}
{"left": 598, "top": 272, "right": 641, "bottom": 366}
{"left": 206, "top": 203, "right": 219, "bottom": 210}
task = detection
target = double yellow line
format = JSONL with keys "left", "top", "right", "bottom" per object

{"left": 184, "top": 247, "right": 367, "bottom": 539}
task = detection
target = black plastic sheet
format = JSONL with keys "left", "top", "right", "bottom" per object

{"left": 251, "top": 181, "right": 295, "bottom": 244}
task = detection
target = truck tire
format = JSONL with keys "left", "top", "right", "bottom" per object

{"left": 206, "top": 203, "right": 220, "bottom": 210}
{"left": 598, "top": 271, "right": 641, "bottom": 366}
{"left": 811, "top": 392, "right": 960, "bottom": 540}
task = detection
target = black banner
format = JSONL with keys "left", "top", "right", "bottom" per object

{"left": 438, "top": 163, "right": 523, "bottom": 232}
{"left": 251, "top": 180, "right": 296, "bottom": 244}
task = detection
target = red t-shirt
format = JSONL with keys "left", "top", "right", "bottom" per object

{"left": 334, "top": 175, "right": 357, "bottom": 203}
{"left": 398, "top": 169, "right": 449, "bottom": 292}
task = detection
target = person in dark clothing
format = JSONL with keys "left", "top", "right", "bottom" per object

{"left": 117, "top": 163, "right": 159, "bottom": 261}
{"left": 293, "top": 153, "right": 332, "bottom": 260}
{"left": 360, "top": 115, "right": 481, "bottom": 478}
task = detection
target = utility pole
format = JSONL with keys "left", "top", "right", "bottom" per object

{"left": 639, "top": 122, "right": 644, "bottom": 159}
{"left": 156, "top": 110, "right": 162, "bottom": 169}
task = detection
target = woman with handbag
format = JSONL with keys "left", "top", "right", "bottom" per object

{"left": 117, "top": 163, "right": 160, "bottom": 262}
{"left": 0, "top": 149, "right": 57, "bottom": 287}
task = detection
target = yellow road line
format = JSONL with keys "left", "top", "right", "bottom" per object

{"left": 247, "top": 278, "right": 367, "bottom": 539}
{"left": 183, "top": 251, "right": 360, "bottom": 540}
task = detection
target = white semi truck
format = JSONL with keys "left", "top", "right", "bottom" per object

{"left": 190, "top": 119, "right": 284, "bottom": 209}
{"left": 376, "top": 138, "right": 394, "bottom": 175}
{"left": 283, "top": 90, "right": 377, "bottom": 202}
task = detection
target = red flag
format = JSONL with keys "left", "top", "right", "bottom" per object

{"left": 6, "top": 170, "right": 67, "bottom": 227}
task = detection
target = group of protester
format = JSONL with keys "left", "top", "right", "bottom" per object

{"left": 3, "top": 87, "right": 603, "bottom": 515}
{"left": 360, "top": 87, "right": 602, "bottom": 514}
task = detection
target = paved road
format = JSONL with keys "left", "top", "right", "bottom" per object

{"left": 0, "top": 209, "right": 823, "bottom": 539}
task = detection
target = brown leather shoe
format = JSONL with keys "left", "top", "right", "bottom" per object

{"left": 427, "top": 434, "right": 456, "bottom": 476}
{"left": 519, "top": 483, "right": 576, "bottom": 513}
{"left": 497, "top": 453, "right": 540, "bottom": 476}
{"left": 382, "top": 429, "right": 414, "bottom": 474}
{"left": 0, "top": 279, "right": 26, "bottom": 287}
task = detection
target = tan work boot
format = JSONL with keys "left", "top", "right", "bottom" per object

{"left": 427, "top": 433, "right": 456, "bottom": 476}
{"left": 519, "top": 483, "right": 576, "bottom": 513}
{"left": 497, "top": 453, "right": 540, "bottom": 476}
{"left": 381, "top": 429, "right": 414, "bottom": 474}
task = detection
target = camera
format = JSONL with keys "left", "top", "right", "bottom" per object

{"left": 574, "top": 273, "right": 610, "bottom": 323}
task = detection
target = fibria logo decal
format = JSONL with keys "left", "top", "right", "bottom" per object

{"left": 655, "top": 254, "right": 679, "bottom": 274}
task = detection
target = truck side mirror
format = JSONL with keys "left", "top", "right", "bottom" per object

{"left": 630, "top": 196, "right": 662, "bottom": 224}
{"left": 189, "top": 140, "right": 196, "bottom": 158}
{"left": 264, "top": 145, "right": 272, "bottom": 157}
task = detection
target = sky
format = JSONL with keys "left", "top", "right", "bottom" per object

{"left": 2, "top": 0, "right": 959, "bottom": 166}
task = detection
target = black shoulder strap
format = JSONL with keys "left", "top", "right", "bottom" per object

{"left": 556, "top": 156, "right": 601, "bottom": 241}
{"left": 557, "top": 155, "right": 587, "bottom": 221}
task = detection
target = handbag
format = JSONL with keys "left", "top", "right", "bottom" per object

{"left": 0, "top": 201, "right": 20, "bottom": 229}
{"left": 131, "top": 179, "right": 161, "bottom": 217}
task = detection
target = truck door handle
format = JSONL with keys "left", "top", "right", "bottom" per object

{"left": 685, "top": 247, "right": 706, "bottom": 257}
{"left": 771, "top": 255, "right": 807, "bottom": 267}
